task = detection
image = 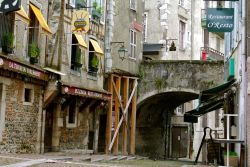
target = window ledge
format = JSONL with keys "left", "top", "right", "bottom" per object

{"left": 87, "top": 74, "right": 98, "bottom": 81}
{"left": 70, "top": 70, "right": 81, "bottom": 76}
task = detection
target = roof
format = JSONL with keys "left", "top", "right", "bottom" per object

{"left": 143, "top": 43, "right": 164, "bottom": 52}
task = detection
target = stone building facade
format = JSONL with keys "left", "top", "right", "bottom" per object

{"left": 0, "top": 0, "right": 50, "bottom": 153}
{"left": 43, "top": 0, "right": 111, "bottom": 153}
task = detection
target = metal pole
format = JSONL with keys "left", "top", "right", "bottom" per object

{"left": 227, "top": 115, "right": 230, "bottom": 167}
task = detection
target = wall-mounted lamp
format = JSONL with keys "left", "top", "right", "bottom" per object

{"left": 166, "top": 39, "right": 177, "bottom": 51}
{"left": 111, "top": 42, "right": 128, "bottom": 61}
{"left": 66, "top": 0, "right": 92, "bottom": 10}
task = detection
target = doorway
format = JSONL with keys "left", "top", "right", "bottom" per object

{"left": 172, "top": 126, "right": 188, "bottom": 158}
{"left": 44, "top": 104, "right": 54, "bottom": 152}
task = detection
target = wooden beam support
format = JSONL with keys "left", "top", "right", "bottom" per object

{"left": 111, "top": 79, "right": 128, "bottom": 128}
{"left": 108, "top": 80, "right": 138, "bottom": 151}
{"left": 113, "top": 76, "right": 121, "bottom": 155}
{"left": 130, "top": 79, "right": 137, "bottom": 155}
{"left": 105, "top": 75, "right": 113, "bottom": 154}
{"left": 122, "top": 77, "right": 129, "bottom": 155}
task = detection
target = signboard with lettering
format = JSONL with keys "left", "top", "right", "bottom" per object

{"left": 63, "top": 86, "right": 111, "bottom": 101}
{"left": 72, "top": 10, "right": 90, "bottom": 34}
{"left": 0, "top": 0, "right": 21, "bottom": 13}
{"left": 0, "top": 56, "right": 48, "bottom": 81}
{"left": 206, "top": 8, "right": 234, "bottom": 32}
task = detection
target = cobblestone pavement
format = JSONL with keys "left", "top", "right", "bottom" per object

{"left": 0, "top": 153, "right": 214, "bottom": 167}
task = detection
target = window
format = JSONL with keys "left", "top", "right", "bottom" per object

{"left": 179, "top": 0, "right": 185, "bottom": 6}
{"left": 75, "top": 0, "right": 87, "bottom": 8}
{"left": 0, "top": 13, "right": 14, "bottom": 52}
{"left": 130, "top": 0, "right": 136, "bottom": 10}
{"left": 129, "top": 29, "right": 136, "bottom": 58}
{"left": 71, "top": 35, "right": 83, "bottom": 72}
{"left": 179, "top": 21, "right": 185, "bottom": 49}
{"left": 28, "top": 5, "right": 39, "bottom": 45}
{"left": 68, "top": 101, "right": 76, "bottom": 124}
{"left": 70, "top": 0, "right": 76, "bottom": 8}
{"left": 175, "top": 104, "right": 184, "bottom": 115}
{"left": 23, "top": 88, "right": 33, "bottom": 104}
{"left": 215, "top": 109, "right": 220, "bottom": 128}
{"left": 143, "top": 13, "right": 148, "bottom": 42}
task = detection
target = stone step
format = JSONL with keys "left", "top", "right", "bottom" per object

{"left": 1, "top": 159, "right": 47, "bottom": 167}
{"left": 107, "top": 156, "right": 118, "bottom": 161}
{"left": 117, "top": 156, "right": 127, "bottom": 160}
{"left": 127, "top": 156, "right": 136, "bottom": 160}
{"left": 81, "top": 156, "right": 91, "bottom": 161}
{"left": 91, "top": 157, "right": 104, "bottom": 163}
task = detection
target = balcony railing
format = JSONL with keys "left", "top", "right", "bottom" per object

{"left": 89, "top": 19, "right": 105, "bottom": 39}
{"left": 201, "top": 47, "right": 224, "bottom": 61}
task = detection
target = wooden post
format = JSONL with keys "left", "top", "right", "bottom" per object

{"left": 113, "top": 76, "right": 121, "bottom": 155}
{"left": 105, "top": 75, "right": 113, "bottom": 153}
{"left": 130, "top": 79, "right": 137, "bottom": 155}
{"left": 122, "top": 77, "right": 129, "bottom": 155}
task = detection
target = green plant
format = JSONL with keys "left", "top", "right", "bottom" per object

{"left": 91, "top": 54, "right": 99, "bottom": 68}
{"left": 92, "top": 0, "right": 98, "bottom": 9}
{"left": 75, "top": 47, "right": 82, "bottom": 64}
{"left": 28, "top": 43, "right": 40, "bottom": 58}
{"left": 1, "top": 32, "right": 15, "bottom": 53}
{"left": 154, "top": 77, "right": 163, "bottom": 90}
{"left": 96, "top": 6, "right": 103, "bottom": 15}
{"left": 224, "top": 151, "right": 238, "bottom": 156}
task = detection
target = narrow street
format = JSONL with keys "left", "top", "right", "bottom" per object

{"left": 0, "top": 153, "right": 207, "bottom": 167}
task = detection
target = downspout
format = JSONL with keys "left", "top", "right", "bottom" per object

{"left": 241, "top": 0, "right": 247, "bottom": 165}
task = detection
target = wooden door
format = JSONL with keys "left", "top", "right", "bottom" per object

{"left": 172, "top": 126, "right": 188, "bottom": 158}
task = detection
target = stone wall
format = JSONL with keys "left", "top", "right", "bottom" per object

{"left": 0, "top": 78, "right": 42, "bottom": 153}
{"left": 138, "top": 60, "right": 224, "bottom": 105}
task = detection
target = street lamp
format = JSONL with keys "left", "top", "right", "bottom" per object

{"left": 111, "top": 42, "right": 128, "bottom": 61}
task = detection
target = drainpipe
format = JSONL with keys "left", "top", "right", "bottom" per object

{"left": 240, "top": 0, "right": 247, "bottom": 165}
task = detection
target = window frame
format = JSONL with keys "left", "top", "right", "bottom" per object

{"left": 179, "top": 20, "right": 186, "bottom": 50}
{"left": 129, "top": 0, "right": 137, "bottom": 11}
{"left": 129, "top": 29, "right": 136, "bottom": 59}
{"left": 23, "top": 85, "right": 34, "bottom": 105}
{"left": 143, "top": 12, "right": 148, "bottom": 42}
{"left": 66, "top": 100, "right": 78, "bottom": 128}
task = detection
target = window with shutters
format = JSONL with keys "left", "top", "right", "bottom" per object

{"left": 130, "top": 0, "right": 136, "bottom": 11}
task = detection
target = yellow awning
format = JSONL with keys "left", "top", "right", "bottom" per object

{"left": 30, "top": 4, "right": 52, "bottom": 36}
{"left": 90, "top": 39, "right": 104, "bottom": 55}
{"left": 16, "top": 6, "right": 30, "bottom": 24}
{"left": 74, "top": 34, "right": 87, "bottom": 48}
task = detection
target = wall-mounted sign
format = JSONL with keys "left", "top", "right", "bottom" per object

{"left": 72, "top": 10, "right": 90, "bottom": 34}
{"left": 0, "top": 56, "right": 48, "bottom": 81}
{"left": 0, "top": 0, "right": 21, "bottom": 13}
{"left": 62, "top": 86, "right": 111, "bottom": 101}
{"left": 206, "top": 8, "right": 234, "bottom": 32}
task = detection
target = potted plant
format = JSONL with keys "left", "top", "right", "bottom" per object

{"left": 223, "top": 151, "right": 238, "bottom": 167}
{"left": 74, "top": 47, "right": 82, "bottom": 68}
{"left": 1, "top": 32, "right": 14, "bottom": 54}
{"left": 28, "top": 43, "right": 40, "bottom": 64}
{"left": 92, "top": 0, "right": 102, "bottom": 20}
{"left": 89, "top": 54, "right": 99, "bottom": 72}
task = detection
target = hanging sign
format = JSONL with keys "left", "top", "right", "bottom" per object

{"left": 0, "top": 0, "right": 21, "bottom": 13}
{"left": 206, "top": 8, "right": 234, "bottom": 32}
{"left": 72, "top": 10, "right": 90, "bottom": 34}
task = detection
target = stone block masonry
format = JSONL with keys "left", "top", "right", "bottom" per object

{"left": 0, "top": 78, "right": 42, "bottom": 153}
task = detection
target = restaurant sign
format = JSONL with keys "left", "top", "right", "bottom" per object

{"left": 0, "top": 0, "right": 21, "bottom": 13}
{"left": 72, "top": 10, "right": 90, "bottom": 34}
{"left": 0, "top": 56, "right": 48, "bottom": 80}
{"left": 206, "top": 8, "right": 234, "bottom": 32}
{"left": 63, "top": 86, "right": 111, "bottom": 101}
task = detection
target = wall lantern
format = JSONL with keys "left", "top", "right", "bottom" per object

{"left": 166, "top": 39, "right": 177, "bottom": 52}
{"left": 111, "top": 42, "right": 128, "bottom": 61}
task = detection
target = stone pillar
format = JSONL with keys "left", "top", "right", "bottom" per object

{"left": 52, "top": 101, "right": 61, "bottom": 151}
{"left": 36, "top": 87, "right": 45, "bottom": 153}
{"left": 93, "top": 109, "right": 100, "bottom": 153}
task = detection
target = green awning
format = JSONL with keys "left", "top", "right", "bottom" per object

{"left": 199, "top": 78, "right": 236, "bottom": 103}
{"left": 184, "top": 79, "right": 236, "bottom": 123}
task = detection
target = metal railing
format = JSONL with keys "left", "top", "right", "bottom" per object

{"left": 201, "top": 47, "right": 224, "bottom": 61}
